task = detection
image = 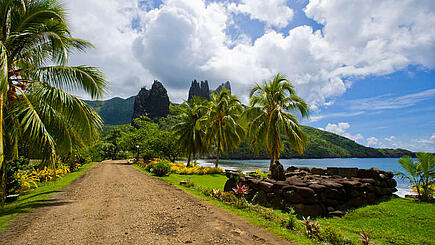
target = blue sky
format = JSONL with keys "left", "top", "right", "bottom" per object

{"left": 67, "top": 0, "right": 435, "bottom": 152}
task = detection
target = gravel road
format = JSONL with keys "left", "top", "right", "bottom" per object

{"left": 1, "top": 160, "right": 290, "bottom": 244}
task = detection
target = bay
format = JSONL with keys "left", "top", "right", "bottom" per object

{"left": 196, "top": 158, "right": 413, "bottom": 197}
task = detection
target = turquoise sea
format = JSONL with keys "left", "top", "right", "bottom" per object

{"left": 197, "top": 158, "right": 413, "bottom": 197}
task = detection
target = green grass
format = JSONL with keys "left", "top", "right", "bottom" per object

{"left": 133, "top": 165, "right": 435, "bottom": 245}
{"left": 317, "top": 197, "right": 435, "bottom": 245}
{"left": 133, "top": 165, "right": 314, "bottom": 244}
{"left": 0, "top": 162, "right": 99, "bottom": 231}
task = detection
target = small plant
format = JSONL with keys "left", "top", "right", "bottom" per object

{"left": 359, "top": 229, "right": 376, "bottom": 245}
{"left": 260, "top": 208, "right": 276, "bottom": 221}
{"left": 302, "top": 216, "right": 321, "bottom": 240}
{"left": 396, "top": 152, "right": 434, "bottom": 201}
{"left": 321, "top": 225, "right": 350, "bottom": 245}
{"left": 151, "top": 159, "right": 171, "bottom": 176}
{"left": 279, "top": 209, "right": 298, "bottom": 230}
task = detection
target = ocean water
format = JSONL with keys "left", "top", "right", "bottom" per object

{"left": 196, "top": 158, "right": 413, "bottom": 197}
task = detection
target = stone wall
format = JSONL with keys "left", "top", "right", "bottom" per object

{"left": 224, "top": 167, "right": 397, "bottom": 217}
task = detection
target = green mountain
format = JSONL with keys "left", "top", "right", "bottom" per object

{"left": 85, "top": 97, "right": 414, "bottom": 159}
{"left": 221, "top": 126, "right": 414, "bottom": 159}
{"left": 85, "top": 96, "right": 135, "bottom": 125}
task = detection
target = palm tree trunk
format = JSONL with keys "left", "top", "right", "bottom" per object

{"left": 186, "top": 153, "right": 191, "bottom": 167}
{"left": 0, "top": 94, "right": 5, "bottom": 207}
{"left": 215, "top": 139, "right": 220, "bottom": 168}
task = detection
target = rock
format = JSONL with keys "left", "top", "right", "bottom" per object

{"left": 284, "top": 190, "right": 306, "bottom": 203}
{"left": 224, "top": 179, "right": 237, "bottom": 192}
{"left": 294, "top": 186, "right": 315, "bottom": 199}
{"left": 214, "top": 81, "right": 231, "bottom": 95}
{"left": 309, "top": 184, "right": 327, "bottom": 191}
{"left": 291, "top": 203, "right": 325, "bottom": 217}
{"left": 270, "top": 162, "right": 286, "bottom": 180}
{"left": 132, "top": 80, "right": 170, "bottom": 123}
{"left": 328, "top": 210, "right": 345, "bottom": 217}
{"left": 258, "top": 181, "right": 274, "bottom": 191}
{"left": 299, "top": 167, "right": 311, "bottom": 172}
{"left": 327, "top": 167, "right": 358, "bottom": 178}
{"left": 272, "top": 181, "right": 289, "bottom": 189}
{"left": 386, "top": 179, "right": 397, "bottom": 188}
{"left": 188, "top": 80, "right": 210, "bottom": 101}
{"left": 344, "top": 197, "right": 363, "bottom": 208}
{"left": 286, "top": 166, "right": 298, "bottom": 172}
{"left": 311, "top": 167, "right": 326, "bottom": 175}
{"left": 360, "top": 178, "right": 376, "bottom": 184}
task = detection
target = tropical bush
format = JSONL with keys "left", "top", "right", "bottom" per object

{"left": 396, "top": 152, "right": 434, "bottom": 201}
{"left": 151, "top": 160, "right": 171, "bottom": 177}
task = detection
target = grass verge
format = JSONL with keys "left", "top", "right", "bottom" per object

{"left": 133, "top": 165, "right": 435, "bottom": 245}
{"left": 133, "top": 165, "right": 314, "bottom": 244}
{"left": 317, "top": 197, "right": 435, "bottom": 245}
{"left": 0, "top": 162, "right": 99, "bottom": 231}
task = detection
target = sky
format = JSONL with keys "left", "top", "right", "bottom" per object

{"left": 66, "top": 0, "right": 435, "bottom": 152}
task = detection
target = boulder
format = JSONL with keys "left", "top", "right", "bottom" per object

{"left": 327, "top": 167, "right": 358, "bottom": 178}
{"left": 270, "top": 162, "right": 286, "bottom": 180}
{"left": 311, "top": 167, "right": 326, "bottom": 175}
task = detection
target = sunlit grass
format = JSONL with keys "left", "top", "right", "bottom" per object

{"left": 134, "top": 165, "right": 435, "bottom": 245}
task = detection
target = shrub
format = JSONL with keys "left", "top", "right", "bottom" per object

{"left": 359, "top": 229, "right": 376, "bottom": 245}
{"left": 151, "top": 159, "right": 171, "bottom": 177}
{"left": 396, "top": 152, "right": 434, "bottom": 201}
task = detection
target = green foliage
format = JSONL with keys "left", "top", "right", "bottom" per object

{"left": 202, "top": 89, "right": 245, "bottom": 167}
{"left": 0, "top": 0, "right": 107, "bottom": 203}
{"left": 151, "top": 159, "right": 171, "bottom": 177}
{"left": 0, "top": 162, "right": 98, "bottom": 231}
{"left": 302, "top": 216, "right": 321, "bottom": 240}
{"left": 5, "top": 157, "right": 31, "bottom": 195}
{"left": 396, "top": 152, "right": 434, "bottom": 201}
{"left": 246, "top": 73, "right": 309, "bottom": 169}
{"left": 172, "top": 97, "right": 208, "bottom": 166}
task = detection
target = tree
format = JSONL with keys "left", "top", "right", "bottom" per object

{"left": 397, "top": 152, "right": 434, "bottom": 201}
{"left": 246, "top": 73, "right": 309, "bottom": 170}
{"left": 0, "top": 0, "right": 106, "bottom": 203}
{"left": 203, "top": 89, "right": 244, "bottom": 168}
{"left": 172, "top": 97, "right": 207, "bottom": 166}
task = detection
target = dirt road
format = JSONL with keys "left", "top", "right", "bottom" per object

{"left": 1, "top": 161, "right": 290, "bottom": 244}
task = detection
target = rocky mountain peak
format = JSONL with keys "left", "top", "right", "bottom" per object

{"left": 132, "top": 80, "right": 170, "bottom": 123}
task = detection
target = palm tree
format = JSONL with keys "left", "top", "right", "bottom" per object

{"left": 246, "top": 73, "right": 309, "bottom": 170}
{"left": 397, "top": 152, "right": 434, "bottom": 201}
{"left": 172, "top": 97, "right": 208, "bottom": 167}
{"left": 0, "top": 0, "right": 106, "bottom": 202}
{"left": 203, "top": 89, "right": 244, "bottom": 168}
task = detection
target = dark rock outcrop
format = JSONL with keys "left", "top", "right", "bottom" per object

{"left": 225, "top": 166, "right": 397, "bottom": 217}
{"left": 214, "top": 81, "right": 231, "bottom": 94}
{"left": 188, "top": 80, "right": 210, "bottom": 101}
{"left": 132, "top": 80, "right": 170, "bottom": 123}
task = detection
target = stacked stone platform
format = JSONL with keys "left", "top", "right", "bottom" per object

{"left": 224, "top": 166, "right": 397, "bottom": 217}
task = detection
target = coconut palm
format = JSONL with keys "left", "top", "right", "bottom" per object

{"left": 203, "top": 89, "right": 244, "bottom": 168}
{"left": 172, "top": 97, "right": 208, "bottom": 167}
{"left": 0, "top": 0, "right": 106, "bottom": 202}
{"left": 397, "top": 152, "right": 434, "bottom": 201}
{"left": 246, "top": 73, "right": 309, "bottom": 170}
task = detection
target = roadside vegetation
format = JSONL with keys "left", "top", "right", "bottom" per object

{"left": 0, "top": 0, "right": 107, "bottom": 204}
{"left": 135, "top": 162, "right": 434, "bottom": 245}
{"left": 0, "top": 162, "right": 98, "bottom": 231}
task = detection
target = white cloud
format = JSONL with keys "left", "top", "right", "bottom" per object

{"left": 228, "top": 0, "right": 294, "bottom": 28}
{"left": 66, "top": 0, "right": 435, "bottom": 108}
{"left": 66, "top": 0, "right": 152, "bottom": 99}
{"left": 376, "top": 134, "right": 435, "bottom": 152}
{"left": 348, "top": 89, "right": 435, "bottom": 111}
{"left": 322, "top": 122, "right": 364, "bottom": 143}
{"left": 367, "top": 137, "right": 379, "bottom": 146}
